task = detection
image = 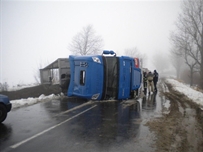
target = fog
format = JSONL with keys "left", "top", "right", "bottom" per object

{"left": 1, "top": 0, "right": 181, "bottom": 86}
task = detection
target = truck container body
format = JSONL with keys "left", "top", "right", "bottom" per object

{"left": 68, "top": 52, "right": 141, "bottom": 100}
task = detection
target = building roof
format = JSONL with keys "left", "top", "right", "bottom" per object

{"left": 41, "top": 58, "right": 68, "bottom": 70}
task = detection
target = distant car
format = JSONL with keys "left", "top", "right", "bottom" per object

{"left": 0, "top": 94, "right": 12, "bottom": 123}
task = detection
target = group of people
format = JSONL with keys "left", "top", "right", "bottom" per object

{"left": 143, "top": 70, "right": 159, "bottom": 95}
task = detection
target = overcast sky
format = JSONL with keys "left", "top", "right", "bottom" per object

{"left": 1, "top": 0, "right": 181, "bottom": 86}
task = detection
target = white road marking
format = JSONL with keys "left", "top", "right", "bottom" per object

{"left": 55, "top": 100, "right": 94, "bottom": 116}
{"left": 10, "top": 105, "right": 97, "bottom": 149}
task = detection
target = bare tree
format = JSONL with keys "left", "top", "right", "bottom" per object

{"left": 170, "top": 48, "right": 184, "bottom": 79}
{"left": 0, "top": 82, "right": 8, "bottom": 92}
{"left": 170, "top": 0, "right": 203, "bottom": 88}
{"left": 170, "top": 31, "right": 199, "bottom": 86}
{"left": 69, "top": 25, "right": 103, "bottom": 55}
{"left": 124, "top": 47, "right": 147, "bottom": 68}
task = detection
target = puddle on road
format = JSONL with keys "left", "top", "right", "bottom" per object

{"left": 67, "top": 91, "right": 171, "bottom": 151}
{"left": 38, "top": 90, "right": 168, "bottom": 151}
{"left": 57, "top": 88, "right": 172, "bottom": 151}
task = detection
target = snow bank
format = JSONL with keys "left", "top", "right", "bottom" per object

{"left": 165, "top": 79, "right": 203, "bottom": 109}
{"left": 10, "top": 94, "right": 62, "bottom": 109}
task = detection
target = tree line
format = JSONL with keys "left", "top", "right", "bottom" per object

{"left": 170, "top": 0, "right": 203, "bottom": 89}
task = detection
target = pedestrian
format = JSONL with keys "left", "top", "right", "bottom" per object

{"left": 147, "top": 71, "right": 154, "bottom": 95}
{"left": 143, "top": 71, "right": 147, "bottom": 95}
{"left": 153, "top": 70, "right": 159, "bottom": 92}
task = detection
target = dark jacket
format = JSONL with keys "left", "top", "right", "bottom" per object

{"left": 153, "top": 71, "right": 159, "bottom": 82}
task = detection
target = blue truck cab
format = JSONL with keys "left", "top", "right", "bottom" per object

{"left": 68, "top": 50, "right": 141, "bottom": 100}
{"left": 0, "top": 94, "right": 12, "bottom": 123}
{"left": 68, "top": 55, "right": 104, "bottom": 100}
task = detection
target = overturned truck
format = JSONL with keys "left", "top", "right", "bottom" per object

{"left": 40, "top": 50, "right": 142, "bottom": 101}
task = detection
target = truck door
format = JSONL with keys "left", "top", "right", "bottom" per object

{"left": 68, "top": 55, "right": 104, "bottom": 100}
{"left": 67, "top": 57, "right": 86, "bottom": 95}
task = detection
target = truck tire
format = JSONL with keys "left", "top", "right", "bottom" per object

{"left": 0, "top": 104, "right": 7, "bottom": 123}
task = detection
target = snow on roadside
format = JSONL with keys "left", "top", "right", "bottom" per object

{"left": 9, "top": 79, "right": 203, "bottom": 110}
{"left": 10, "top": 94, "right": 63, "bottom": 109}
{"left": 165, "top": 78, "right": 203, "bottom": 110}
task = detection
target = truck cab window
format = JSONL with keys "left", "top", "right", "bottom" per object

{"left": 80, "top": 70, "right": 86, "bottom": 85}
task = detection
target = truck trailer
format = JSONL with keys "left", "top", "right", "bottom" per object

{"left": 67, "top": 50, "right": 142, "bottom": 100}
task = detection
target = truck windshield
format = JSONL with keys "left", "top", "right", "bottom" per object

{"left": 103, "top": 57, "right": 118, "bottom": 99}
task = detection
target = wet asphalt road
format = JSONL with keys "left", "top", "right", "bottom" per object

{"left": 0, "top": 89, "right": 170, "bottom": 152}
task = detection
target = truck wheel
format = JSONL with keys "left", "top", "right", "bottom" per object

{"left": 0, "top": 104, "right": 7, "bottom": 123}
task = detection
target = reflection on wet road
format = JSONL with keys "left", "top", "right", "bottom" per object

{"left": 0, "top": 91, "right": 170, "bottom": 152}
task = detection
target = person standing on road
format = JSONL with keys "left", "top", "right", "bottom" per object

{"left": 153, "top": 70, "right": 159, "bottom": 92}
{"left": 147, "top": 71, "right": 154, "bottom": 95}
{"left": 143, "top": 72, "right": 148, "bottom": 95}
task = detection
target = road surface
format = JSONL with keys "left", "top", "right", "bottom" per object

{"left": 0, "top": 79, "right": 203, "bottom": 152}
